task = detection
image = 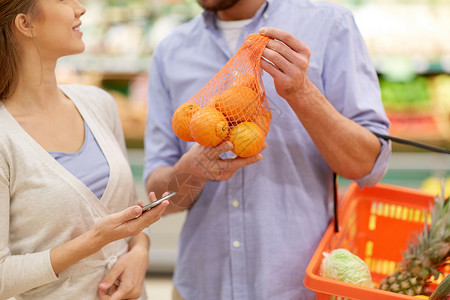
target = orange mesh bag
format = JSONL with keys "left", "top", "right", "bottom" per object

{"left": 171, "top": 33, "right": 271, "bottom": 158}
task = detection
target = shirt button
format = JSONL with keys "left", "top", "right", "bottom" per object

{"left": 263, "top": 13, "right": 269, "bottom": 19}
{"left": 233, "top": 241, "right": 240, "bottom": 248}
{"left": 232, "top": 200, "right": 240, "bottom": 208}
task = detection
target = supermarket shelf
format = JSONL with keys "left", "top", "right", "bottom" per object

{"left": 386, "top": 152, "right": 450, "bottom": 170}
{"left": 374, "top": 55, "right": 450, "bottom": 77}
{"left": 377, "top": 152, "right": 450, "bottom": 191}
{"left": 339, "top": 152, "right": 450, "bottom": 190}
{"left": 56, "top": 53, "right": 450, "bottom": 76}
{"left": 57, "top": 54, "right": 152, "bottom": 74}
{"left": 55, "top": 1, "right": 450, "bottom": 76}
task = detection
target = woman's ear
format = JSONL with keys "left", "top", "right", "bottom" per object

{"left": 14, "top": 13, "right": 34, "bottom": 38}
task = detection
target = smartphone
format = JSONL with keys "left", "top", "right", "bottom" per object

{"left": 142, "top": 192, "right": 176, "bottom": 212}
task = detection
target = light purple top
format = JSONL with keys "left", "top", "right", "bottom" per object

{"left": 50, "top": 122, "right": 109, "bottom": 200}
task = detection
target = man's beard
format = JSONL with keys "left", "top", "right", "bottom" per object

{"left": 197, "top": 0, "right": 241, "bottom": 11}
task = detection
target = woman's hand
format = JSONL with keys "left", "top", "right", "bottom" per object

{"left": 98, "top": 234, "right": 149, "bottom": 300}
{"left": 92, "top": 192, "right": 168, "bottom": 247}
{"left": 50, "top": 193, "right": 168, "bottom": 276}
{"left": 97, "top": 192, "right": 169, "bottom": 299}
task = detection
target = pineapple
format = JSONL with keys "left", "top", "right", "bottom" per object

{"left": 379, "top": 183, "right": 450, "bottom": 296}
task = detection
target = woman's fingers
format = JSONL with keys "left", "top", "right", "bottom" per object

{"left": 136, "top": 200, "right": 168, "bottom": 226}
{"left": 98, "top": 276, "right": 119, "bottom": 295}
{"left": 105, "top": 206, "right": 142, "bottom": 226}
{"left": 148, "top": 191, "right": 157, "bottom": 201}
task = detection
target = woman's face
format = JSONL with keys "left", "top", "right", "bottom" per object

{"left": 31, "top": 0, "right": 86, "bottom": 59}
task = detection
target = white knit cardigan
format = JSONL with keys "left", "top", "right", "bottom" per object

{"left": 0, "top": 85, "right": 148, "bottom": 300}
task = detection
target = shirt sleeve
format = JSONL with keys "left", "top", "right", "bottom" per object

{"left": 143, "top": 48, "right": 183, "bottom": 183}
{"left": 322, "top": 9, "right": 392, "bottom": 186}
{"left": 0, "top": 158, "right": 58, "bottom": 298}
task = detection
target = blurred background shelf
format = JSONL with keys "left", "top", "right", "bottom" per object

{"left": 56, "top": 0, "right": 450, "bottom": 149}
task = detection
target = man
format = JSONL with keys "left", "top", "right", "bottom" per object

{"left": 144, "top": 0, "right": 391, "bottom": 299}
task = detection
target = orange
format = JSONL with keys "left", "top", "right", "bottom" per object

{"left": 172, "top": 102, "right": 201, "bottom": 142}
{"left": 253, "top": 107, "right": 272, "bottom": 137}
{"left": 206, "top": 94, "right": 219, "bottom": 109}
{"left": 231, "top": 74, "right": 260, "bottom": 94}
{"left": 229, "top": 122, "right": 265, "bottom": 158}
{"left": 213, "top": 86, "right": 260, "bottom": 123}
{"left": 190, "top": 107, "right": 229, "bottom": 147}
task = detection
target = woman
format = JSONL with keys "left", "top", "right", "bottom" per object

{"left": 0, "top": 1, "right": 168, "bottom": 299}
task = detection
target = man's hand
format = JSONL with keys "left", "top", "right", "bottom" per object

{"left": 258, "top": 27, "right": 382, "bottom": 179}
{"left": 259, "top": 27, "right": 314, "bottom": 105}
{"left": 176, "top": 141, "right": 264, "bottom": 182}
{"left": 148, "top": 141, "right": 265, "bottom": 214}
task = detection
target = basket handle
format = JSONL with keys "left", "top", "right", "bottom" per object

{"left": 332, "top": 132, "right": 450, "bottom": 233}
{"left": 371, "top": 132, "right": 450, "bottom": 154}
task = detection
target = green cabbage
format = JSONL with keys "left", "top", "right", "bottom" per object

{"left": 320, "top": 248, "right": 373, "bottom": 288}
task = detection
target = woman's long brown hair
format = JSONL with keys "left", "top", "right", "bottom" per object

{"left": 0, "top": 0, "right": 38, "bottom": 100}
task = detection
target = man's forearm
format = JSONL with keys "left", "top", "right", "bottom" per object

{"left": 145, "top": 165, "right": 206, "bottom": 215}
{"left": 291, "top": 80, "right": 381, "bottom": 179}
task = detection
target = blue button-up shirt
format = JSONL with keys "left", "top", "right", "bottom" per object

{"left": 144, "top": 0, "right": 391, "bottom": 299}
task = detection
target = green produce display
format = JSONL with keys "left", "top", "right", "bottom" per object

{"left": 380, "top": 76, "right": 431, "bottom": 111}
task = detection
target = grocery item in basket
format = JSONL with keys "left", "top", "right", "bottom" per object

{"left": 429, "top": 274, "right": 450, "bottom": 300}
{"left": 378, "top": 183, "right": 450, "bottom": 297}
{"left": 320, "top": 248, "right": 373, "bottom": 288}
{"left": 171, "top": 33, "right": 271, "bottom": 157}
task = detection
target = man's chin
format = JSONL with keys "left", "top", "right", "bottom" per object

{"left": 197, "top": 0, "right": 240, "bottom": 11}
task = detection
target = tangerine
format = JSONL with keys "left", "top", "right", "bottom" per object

{"left": 172, "top": 102, "right": 201, "bottom": 142}
{"left": 190, "top": 107, "right": 229, "bottom": 147}
{"left": 231, "top": 74, "right": 260, "bottom": 94}
{"left": 213, "top": 86, "right": 259, "bottom": 123}
{"left": 253, "top": 107, "right": 272, "bottom": 137}
{"left": 206, "top": 94, "right": 219, "bottom": 109}
{"left": 229, "top": 121, "right": 265, "bottom": 158}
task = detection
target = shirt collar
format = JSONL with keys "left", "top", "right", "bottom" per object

{"left": 202, "top": 0, "right": 272, "bottom": 28}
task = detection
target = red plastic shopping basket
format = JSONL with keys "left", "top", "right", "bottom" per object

{"left": 303, "top": 182, "right": 445, "bottom": 300}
